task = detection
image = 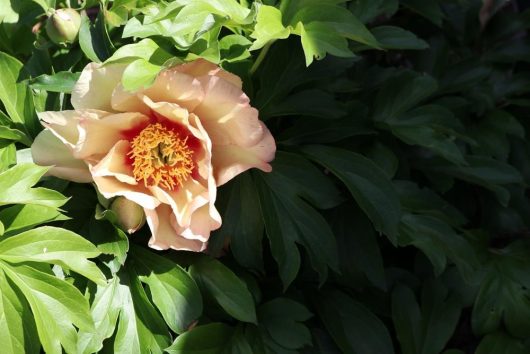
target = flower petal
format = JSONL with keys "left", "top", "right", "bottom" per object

{"left": 31, "top": 130, "right": 92, "bottom": 183}
{"left": 37, "top": 110, "right": 79, "bottom": 147}
{"left": 146, "top": 205, "right": 206, "bottom": 251}
{"left": 176, "top": 58, "right": 242, "bottom": 88}
{"left": 90, "top": 140, "right": 136, "bottom": 185}
{"left": 72, "top": 63, "right": 127, "bottom": 112}
{"left": 75, "top": 112, "right": 149, "bottom": 159}
{"left": 176, "top": 204, "right": 221, "bottom": 242}
{"left": 213, "top": 122, "right": 276, "bottom": 186}
{"left": 92, "top": 174, "right": 160, "bottom": 210}
{"left": 193, "top": 75, "right": 263, "bottom": 147}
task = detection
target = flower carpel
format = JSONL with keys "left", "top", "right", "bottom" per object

{"left": 128, "top": 122, "right": 194, "bottom": 190}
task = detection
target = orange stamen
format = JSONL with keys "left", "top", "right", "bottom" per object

{"left": 128, "top": 123, "right": 194, "bottom": 190}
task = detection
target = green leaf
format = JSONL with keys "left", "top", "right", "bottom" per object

{"left": 374, "top": 72, "right": 438, "bottom": 121}
{"left": 0, "top": 204, "right": 68, "bottom": 235}
{"left": 88, "top": 218, "right": 129, "bottom": 266}
{"left": 401, "top": 0, "right": 444, "bottom": 27}
{"left": 398, "top": 214, "right": 478, "bottom": 277}
{"left": 113, "top": 267, "right": 172, "bottom": 354}
{"left": 384, "top": 105, "right": 467, "bottom": 165}
{"left": 392, "top": 285, "right": 421, "bottom": 354}
{"left": 255, "top": 152, "right": 341, "bottom": 288}
{"left": 0, "top": 51, "right": 38, "bottom": 135}
{"left": 0, "top": 163, "right": 66, "bottom": 208}
{"left": 131, "top": 246, "right": 202, "bottom": 333}
{"left": 215, "top": 172, "right": 264, "bottom": 271}
{"left": 315, "top": 289, "right": 394, "bottom": 354}
{"left": 165, "top": 323, "right": 234, "bottom": 354}
{"left": 121, "top": 58, "right": 162, "bottom": 92}
{"left": 250, "top": 5, "right": 291, "bottom": 50}
{"left": 0, "top": 226, "right": 105, "bottom": 285}
{"left": 330, "top": 204, "right": 387, "bottom": 290}
{"left": 422, "top": 156, "right": 523, "bottom": 206}
{"left": 189, "top": 257, "right": 257, "bottom": 323}
{"left": 349, "top": 0, "right": 399, "bottom": 23}
{"left": 79, "top": 13, "right": 113, "bottom": 63}
{"left": 475, "top": 332, "right": 530, "bottom": 354}
{"left": 302, "top": 145, "right": 401, "bottom": 240}
{"left": 0, "top": 269, "right": 39, "bottom": 354}
{"left": 264, "top": 89, "right": 345, "bottom": 119}
{"left": 104, "top": 38, "right": 172, "bottom": 65}
{"left": 258, "top": 298, "right": 312, "bottom": 350}
{"left": 0, "top": 262, "right": 94, "bottom": 354}
{"left": 77, "top": 276, "right": 123, "bottom": 354}
{"left": 370, "top": 26, "right": 429, "bottom": 50}
{"left": 29, "top": 72, "right": 81, "bottom": 93}
{"left": 298, "top": 21, "right": 355, "bottom": 65}
{"left": 219, "top": 34, "right": 252, "bottom": 62}
{"left": 472, "top": 243, "right": 530, "bottom": 338}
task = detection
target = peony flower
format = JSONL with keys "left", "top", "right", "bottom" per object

{"left": 31, "top": 59, "right": 276, "bottom": 251}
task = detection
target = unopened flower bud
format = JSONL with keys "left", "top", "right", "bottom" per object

{"left": 110, "top": 197, "right": 146, "bottom": 234}
{"left": 45, "top": 8, "right": 81, "bottom": 44}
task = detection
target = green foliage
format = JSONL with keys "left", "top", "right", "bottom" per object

{"left": 2, "top": 0, "right": 530, "bottom": 353}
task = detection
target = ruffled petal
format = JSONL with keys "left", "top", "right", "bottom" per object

{"left": 176, "top": 204, "right": 221, "bottom": 242}
{"left": 175, "top": 58, "right": 242, "bottom": 88}
{"left": 149, "top": 181, "right": 209, "bottom": 233}
{"left": 72, "top": 63, "right": 127, "bottom": 112}
{"left": 90, "top": 140, "right": 136, "bottom": 185}
{"left": 31, "top": 130, "right": 92, "bottom": 183}
{"left": 75, "top": 112, "right": 149, "bottom": 159}
{"left": 92, "top": 174, "right": 160, "bottom": 210}
{"left": 193, "top": 75, "right": 263, "bottom": 147}
{"left": 146, "top": 205, "right": 206, "bottom": 251}
{"left": 212, "top": 122, "right": 276, "bottom": 186}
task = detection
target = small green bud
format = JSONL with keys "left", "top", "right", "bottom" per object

{"left": 45, "top": 8, "right": 81, "bottom": 44}
{"left": 110, "top": 197, "right": 146, "bottom": 234}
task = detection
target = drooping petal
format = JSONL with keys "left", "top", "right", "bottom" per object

{"left": 145, "top": 205, "right": 206, "bottom": 252}
{"left": 176, "top": 204, "right": 221, "bottom": 242}
{"left": 37, "top": 110, "right": 79, "bottom": 147}
{"left": 92, "top": 174, "right": 160, "bottom": 210}
{"left": 212, "top": 122, "right": 276, "bottom": 186}
{"left": 31, "top": 130, "right": 92, "bottom": 183}
{"left": 193, "top": 75, "right": 263, "bottom": 147}
{"left": 72, "top": 63, "right": 127, "bottom": 112}
{"left": 75, "top": 112, "right": 149, "bottom": 159}
{"left": 149, "top": 181, "right": 209, "bottom": 233}
{"left": 90, "top": 140, "right": 136, "bottom": 185}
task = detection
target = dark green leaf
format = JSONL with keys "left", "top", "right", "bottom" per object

{"left": 190, "top": 257, "right": 257, "bottom": 323}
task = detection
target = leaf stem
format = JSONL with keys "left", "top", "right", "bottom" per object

{"left": 249, "top": 42, "right": 272, "bottom": 75}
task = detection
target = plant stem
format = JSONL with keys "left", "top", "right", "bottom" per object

{"left": 249, "top": 42, "right": 272, "bottom": 75}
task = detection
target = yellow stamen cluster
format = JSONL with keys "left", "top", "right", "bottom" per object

{"left": 129, "top": 123, "right": 194, "bottom": 190}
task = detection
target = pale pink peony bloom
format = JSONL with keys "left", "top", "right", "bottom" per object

{"left": 31, "top": 59, "right": 276, "bottom": 251}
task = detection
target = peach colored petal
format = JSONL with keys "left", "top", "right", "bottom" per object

{"left": 149, "top": 181, "right": 209, "bottom": 232}
{"left": 90, "top": 140, "right": 136, "bottom": 185}
{"left": 176, "top": 58, "right": 242, "bottom": 88}
{"left": 193, "top": 75, "right": 263, "bottom": 147}
{"left": 175, "top": 204, "right": 221, "bottom": 242}
{"left": 37, "top": 110, "right": 79, "bottom": 147}
{"left": 31, "top": 130, "right": 92, "bottom": 183}
{"left": 72, "top": 63, "right": 127, "bottom": 112}
{"left": 213, "top": 122, "right": 276, "bottom": 186}
{"left": 75, "top": 112, "right": 149, "bottom": 159}
{"left": 111, "top": 86, "right": 150, "bottom": 115}
{"left": 146, "top": 205, "right": 206, "bottom": 251}
{"left": 92, "top": 174, "right": 160, "bottom": 210}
